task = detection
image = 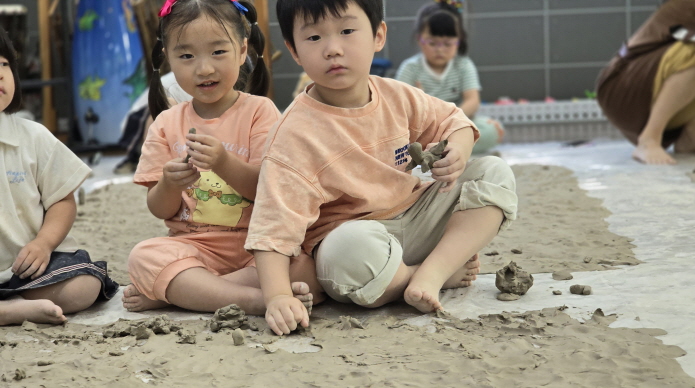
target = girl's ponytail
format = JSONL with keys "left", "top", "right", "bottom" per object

{"left": 239, "top": 1, "right": 269, "bottom": 97}
{"left": 148, "top": 30, "right": 170, "bottom": 120}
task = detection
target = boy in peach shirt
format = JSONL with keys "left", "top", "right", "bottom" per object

{"left": 246, "top": 0, "right": 518, "bottom": 335}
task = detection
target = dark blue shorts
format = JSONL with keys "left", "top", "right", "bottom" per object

{"left": 0, "top": 250, "right": 119, "bottom": 300}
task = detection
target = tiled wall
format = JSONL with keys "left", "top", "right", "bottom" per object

{"left": 268, "top": 0, "right": 661, "bottom": 110}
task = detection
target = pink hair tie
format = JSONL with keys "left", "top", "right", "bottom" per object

{"left": 158, "top": 0, "right": 176, "bottom": 17}
{"left": 159, "top": 0, "right": 248, "bottom": 18}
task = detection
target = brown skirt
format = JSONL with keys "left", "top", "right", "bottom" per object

{"left": 596, "top": 42, "right": 684, "bottom": 147}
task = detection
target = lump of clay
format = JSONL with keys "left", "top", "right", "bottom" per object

{"left": 497, "top": 293, "right": 520, "bottom": 301}
{"left": 405, "top": 139, "right": 448, "bottom": 173}
{"left": 184, "top": 127, "right": 196, "bottom": 163}
{"left": 552, "top": 270, "right": 573, "bottom": 281}
{"left": 495, "top": 261, "right": 534, "bottom": 295}
{"left": 570, "top": 284, "right": 592, "bottom": 295}
{"left": 209, "top": 304, "right": 247, "bottom": 332}
{"left": 232, "top": 328, "right": 245, "bottom": 346}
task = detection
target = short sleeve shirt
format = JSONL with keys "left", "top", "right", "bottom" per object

{"left": 0, "top": 113, "right": 91, "bottom": 270}
{"left": 396, "top": 54, "right": 481, "bottom": 106}
{"left": 134, "top": 93, "right": 280, "bottom": 234}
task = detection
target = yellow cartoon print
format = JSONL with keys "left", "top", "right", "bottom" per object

{"left": 187, "top": 171, "right": 251, "bottom": 227}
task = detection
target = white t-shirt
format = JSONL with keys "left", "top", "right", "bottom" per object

{"left": 0, "top": 113, "right": 91, "bottom": 275}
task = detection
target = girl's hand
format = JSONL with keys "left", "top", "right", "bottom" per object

{"left": 162, "top": 157, "right": 200, "bottom": 191}
{"left": 265, "top": 294, "right": 310, "bottom": 335}
{"left": 430, "top": 143, "right": 467, "bottom": 193}
{"left": 186, "top": 134, "right": 229, "bottom": 172}
{"left": 12, "top": 240, "right": 51, "bottom": 280}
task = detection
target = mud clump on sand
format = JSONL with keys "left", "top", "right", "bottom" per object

{"left": 552, "top": 270, "right": 573, "bottom": 280}
{"left": 570, "top": 284, "right": 592, "bottom": 295}
{"left": 209, "top": 304, "right": 252, "bottom": 333}
{"left": 495, "top": 261, "right": 534, "bottom": 299}
{"left": 497, "top": 293, "right": 521, "bottom": 301}
{"left": 102, "top": 315, "right": 182, "bottom": 339}
{"left": 232, "top": 328, "right": 245, "bottom": 345}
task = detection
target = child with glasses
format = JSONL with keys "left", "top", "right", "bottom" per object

{"left": 396, "top": 0, "right": 504, "bottom": 154}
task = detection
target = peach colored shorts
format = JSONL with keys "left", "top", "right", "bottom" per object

{"left": 128, "top": 231, "right": 255, "bottom": 302}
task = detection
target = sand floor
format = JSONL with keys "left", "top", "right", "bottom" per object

{"left": 1, "top": 140, "right": 694, "bottom": 387}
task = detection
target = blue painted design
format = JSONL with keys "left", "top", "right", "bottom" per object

{"left": 72, "top": 0, "right": 146, "bottom": 145}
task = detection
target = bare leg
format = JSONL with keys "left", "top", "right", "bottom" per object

{"left": 1, "top": 274, "right": 101, "bottom": 325}
{"left": 123, "top": 253, "right": 324, "bottom": 314}
{"left": 634, "top": 67, "right": 695, "bottom": 164}
{"left": 674, "top": 116, "right": 695, "bottom": 153}
{"left": 0, "top": 299, "right": 66, "bottom": 325}
{"left": 122, "top": 278, "right": 314, "bottom": 313}
{"left": 405, "top": 206, "right": 504, "bottom": 313}
{"left": 21, "top": 275, "right": 101, "bottom": 314}
{"left": 222, "top": 252, "right": 325, "bottom": 305}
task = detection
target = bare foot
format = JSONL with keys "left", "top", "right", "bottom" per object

{"left": 633, "top": 141, "right": 676, "bottom": 165}
{"left": 0, "top": 299, "right": 66, "bottom": 325}
{"left": 404, "top": 285, "right": 442, "bottom": 313}
{"left": 442, "top": 254, "right": 480, "bottom": 289}
{"left": 122, "top": 284, "right": 169, "bottom": 312}
{"left": 291, "top": 282, "right": 313, "bottom": 313}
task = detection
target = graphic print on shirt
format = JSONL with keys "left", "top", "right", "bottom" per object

{"left": 186, "top": 171, "right": 251, "bottom": 227}
{"left": 394, "top": 144, "right": 411, "bottom": 167}
{"left": 6, "top": 170, "right": 27, "bottom": 184}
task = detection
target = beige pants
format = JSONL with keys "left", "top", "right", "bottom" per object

{"left": 315, "top": 156, "right": 517, "bottom": 305}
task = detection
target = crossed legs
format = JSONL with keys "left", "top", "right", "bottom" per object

{"left": 123, "top": 252, "right": 323, "bottom": 315}
{"left": 0, "top": 275, "right": 101, "bottom": 325}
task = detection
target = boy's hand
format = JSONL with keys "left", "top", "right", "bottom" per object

{"left": 12, "top": 240, "right": 51, "bottom": 280}
{"left": 265, "top": 294, "right": 310, "bottom": 335}
{"left": 430, "top": 142, "right": 467, "bottom": 193}
{"left": 162, "top": 157, "right": 200, "bottom": 191}
{"left": 186, "top": 134, "right": 229, "bottom": 172}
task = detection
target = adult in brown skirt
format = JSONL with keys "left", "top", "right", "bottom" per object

{"left": 596, "top": 0, "right": 695, "bottom": 165}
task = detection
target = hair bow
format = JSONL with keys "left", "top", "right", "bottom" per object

{"left": 159, "top": 0, "right": 248, "bottom": 17}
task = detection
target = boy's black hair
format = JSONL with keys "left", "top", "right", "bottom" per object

{"left": 415, "top": 3, "right": 468, "bottom": 56}
{"left": 277, "top": 0, "right": 384, "bottom": 52}
{"left": 0, "top": 27, "right": 22, "bottom": 114}
{"left": 149, "top": 0, "right": 269, "bottom": 120}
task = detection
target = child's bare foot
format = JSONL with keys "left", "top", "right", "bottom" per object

{"left": 291, "top": 282, "right": 313, "bottom": 312}
{"left": 0, "top": 299, "right": 66, "bottom": 325}
{"left": 122, "top": 284, "right": 169, "bottom": 312}
{"left": 442, "top": 254, "right": 480, "bottom": 289}
{"left": 633, "top": 140, "right": 676, "bottom": 165}
{"left": 405, "top": 255, "right": 480, "bottom": 313}
{"left": 404, "top": 284, "right": 442, "bottom": 313}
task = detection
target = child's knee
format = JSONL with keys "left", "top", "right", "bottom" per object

{"left": 458, "top": 156, "right": 518, "bottom": 230}
{"left": 57, "top": 275, "right": 101, "bottom": 314}
{"left": 315, "top": 221, "right": 402, "bottom": 306}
